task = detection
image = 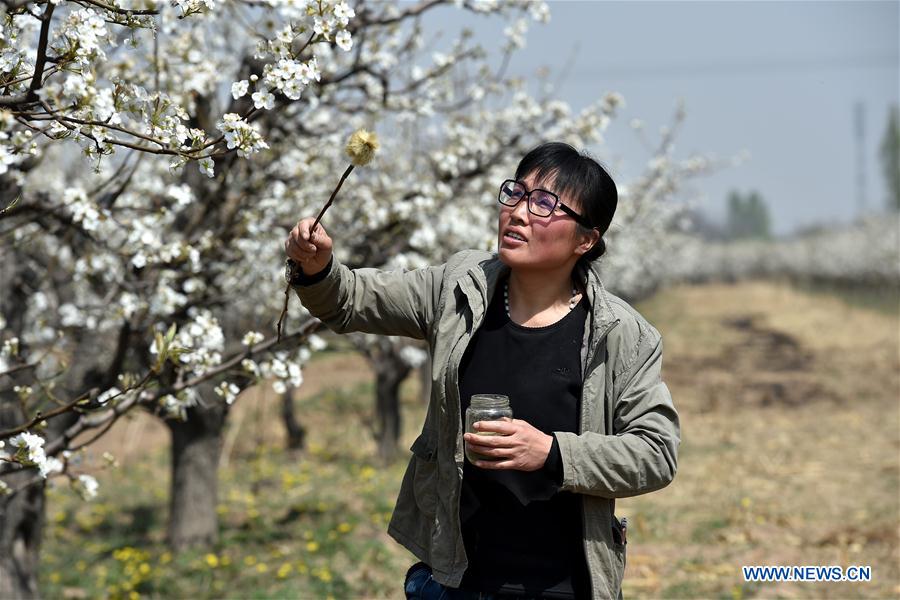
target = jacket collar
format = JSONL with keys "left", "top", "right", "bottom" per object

{"left": 459, "top": 254, "right": 618, "bottom": 336}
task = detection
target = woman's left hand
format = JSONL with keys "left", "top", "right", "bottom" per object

{"left": 463, "top": 417, "right": 553, "bottom": 471}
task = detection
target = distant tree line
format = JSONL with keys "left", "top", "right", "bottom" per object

{"left": 880, "top": 104, "right": 900, "bottom": 212}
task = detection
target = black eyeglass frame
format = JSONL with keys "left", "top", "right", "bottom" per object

{"left": 498, "top": 179, "right": 594, "bottom": 229}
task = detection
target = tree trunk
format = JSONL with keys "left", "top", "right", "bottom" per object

{"left": 0, "top": 252, "right": 44, "bottom": 599}
{"left": 0, "top": 402, "right": 43, "bottom": 600}
{"left": 372, "top": 348, "right": 411, "bottom": 463}
{"left": 280, "top": 387, "right": 306, "bottom": 450}
{"left": 165, "top": 394, "right": 228, "bottom": 551}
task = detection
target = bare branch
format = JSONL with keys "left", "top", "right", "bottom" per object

{"left": 357, "top": 0, "right": 445, "bottom": 28}
{"left": 28, "top": 2, "right": 55, "bottom": 95}
{"left": 0, "top": 361, "right": 38, "bottom": 379}
{"left": 73, "top": 0, "right": 159, "bottom": 16}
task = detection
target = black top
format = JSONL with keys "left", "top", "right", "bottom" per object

{"left": 457, "top": 276, "right": 591, "bottom": 598}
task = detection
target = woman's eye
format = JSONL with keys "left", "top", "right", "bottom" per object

{"left": 535, "top": 196, "right": 555, "bottom": 210}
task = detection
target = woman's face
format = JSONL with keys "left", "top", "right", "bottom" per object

{"left": 497, "top": 171, "right": 589, "bottom": 272}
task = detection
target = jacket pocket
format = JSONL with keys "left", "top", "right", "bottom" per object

{"left": 410, "top": 433, "right": 438, "bottom": 518}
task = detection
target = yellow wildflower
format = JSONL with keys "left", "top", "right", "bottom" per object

{"left": 277, "top": 562, "right": 293, "bottom": 579}
{"left": 306, "top": 541, "right": 319, "bottom": 553}
{"left": 205, "top": 553, "right": 219, "bottom": 568}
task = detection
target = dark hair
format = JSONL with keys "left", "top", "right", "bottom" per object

{"left": 514, "top": 142, "right": 617, "bottom": 263}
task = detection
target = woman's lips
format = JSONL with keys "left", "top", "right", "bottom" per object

{"left": 501, "top": 232, "right": 527, "bottom": 246}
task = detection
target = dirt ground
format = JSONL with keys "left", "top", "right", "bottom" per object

{"left": 620, "top": 281, "right": 900, "bottom": 599}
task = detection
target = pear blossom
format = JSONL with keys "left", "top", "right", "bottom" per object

{"left": 217, "top": 113, "right": 269, "bottom": 158}
{"left": 73, "top": 474, "right": 99, "bottom": 500}
{"left": 241, "top": 358, "right": 261, "bottom": 376}
{"left": 231, "top": 80, "right": 250, "bottom": 99}
{"left": 307, "top": 334, "right": 327, "bottom": 351}
{"left": 96, "top": 387, "right": 121, "bottom": 406}
{"left": 9, "top": 432, "right": 52, "bottom": 478}
{"left": 199, "top": 158, "right": 215, "bottom": 178}
{"left": 335, "top": 30, "right": 353, "bottom": 52}
{"left": 214, "top": 381, "right": 240, "bottom": 405}
{"left": 242, "top": 331, "right": 265, "bottom": 346}
{"left": 333, "top": 1, "right": 355, "bottom": 25}
{"left": 251, "top": 88, "right": 275, "bottom": 110}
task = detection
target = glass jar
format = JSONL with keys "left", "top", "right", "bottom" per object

{"left": 464, "top": 394, "right": 513, "bottom": 464}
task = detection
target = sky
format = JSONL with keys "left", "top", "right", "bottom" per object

{"left": 423, "top": 0, "right": 900, "bottom": 236}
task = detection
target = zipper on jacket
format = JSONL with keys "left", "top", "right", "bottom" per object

{"left": 578, "top": 318, "right": 620, "bottom": 599}
{"left": 447, "top": 277, "right": 489, "bottom": 578}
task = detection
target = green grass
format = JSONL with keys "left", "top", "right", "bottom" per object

{"left": 789, "top": 279, "right": 899, "bottom": 316}
{"left": 40, "top": 381, "right": 425, "bottom": 599}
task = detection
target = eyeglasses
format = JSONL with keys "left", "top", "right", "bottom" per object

{"left": 498, "top": 179, "right": 593, "bottom": 229}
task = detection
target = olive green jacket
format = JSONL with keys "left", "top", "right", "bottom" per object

{"left": 293, "top": 249, "right": 680, "bottom": 599}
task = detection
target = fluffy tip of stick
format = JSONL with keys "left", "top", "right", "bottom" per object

{"left": 345, "top": 128, "right": 379, "bottom": 166}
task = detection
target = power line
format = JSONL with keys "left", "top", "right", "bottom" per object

{"left": 562, "top": 54, "right": 899, "bottom": 81}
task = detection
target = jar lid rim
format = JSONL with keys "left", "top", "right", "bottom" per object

{"left": 469, "top": 394, "right": 510, "bottom": 406}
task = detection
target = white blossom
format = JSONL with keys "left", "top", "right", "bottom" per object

{"left": 231, "top": 79, "right": 249, "bottom": 99}
{"left": 73, "top": 474, "right": 99, "bottom": 500}
{"left": 199, "top": 158, "right": 215, "bottom": 178}
{"left": 399, "top": 345, "right": 428, "bottom": 368}
{"left": 333, "top": 1, "right": 355, "bottom": 26}
{"left": 335, "top": 30, "right": 353, "bottom": 52}
{"left": 251, "top": 88, "right": 275, "bottom": 110}
{"left": 216, "top": 113, "right": 268, "bottom": 158}
{"left": 171, "top": 309, "right": 224, "bottom": 376}
{"left": 9, "top": 432, "right": 52, "bottom": 478}
{"left": 214, "top": 381, "right": 240, "bottom": 405}
{"left": 1, "top": 337, "right": 19, "bottom": 360}
{"left": 307, "top": 334, "right": 327, "bottom": 351}
{"left": 242, "top": 331, "right": 265, "bottom": 346}
{"left": 167, "top": 184, "right": 194, "bottom": 207}
{"left": 96, "top": 387, "right": 120, "bottom": 405}
{"left": 241, "top": 358, "right": 260, "bottom": 376}
{"left": 503, "top": 18, "right": 528, "bottom": 50}
{"left": 44, "top": 456, "right": 65, "bottom": 476}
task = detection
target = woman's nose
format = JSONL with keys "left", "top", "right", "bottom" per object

{"left": 509, "top": 196, "right": 530, "bottom": 222}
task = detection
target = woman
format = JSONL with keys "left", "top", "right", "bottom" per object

{"left": 284, "top": 142, "right": 680, "bottom": 599}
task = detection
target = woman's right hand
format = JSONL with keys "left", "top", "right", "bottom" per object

{"left": 285, "top": 217, "right": 333, "bottom": 277}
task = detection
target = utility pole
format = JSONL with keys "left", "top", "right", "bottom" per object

{"left": 854, "top": 101, "right": 867, "bottom": 217}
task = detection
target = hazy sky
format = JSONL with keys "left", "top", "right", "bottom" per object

{"left": 424, "top": 0, "right": 899, "bottom": 235}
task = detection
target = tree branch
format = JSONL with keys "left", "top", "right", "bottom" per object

{"left": 74, "top": 0, "right": 158, "bottom": 16}
{"left": 28, "top": 1, "right": 55, "bottom": 96}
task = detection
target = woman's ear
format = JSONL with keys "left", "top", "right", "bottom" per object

{"left": 576, "top": 227, "right": 601, "bottom": 256}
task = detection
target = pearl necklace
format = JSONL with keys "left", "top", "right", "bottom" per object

{"left": 504, "top": 279, "right": 579, "bottom": 319}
